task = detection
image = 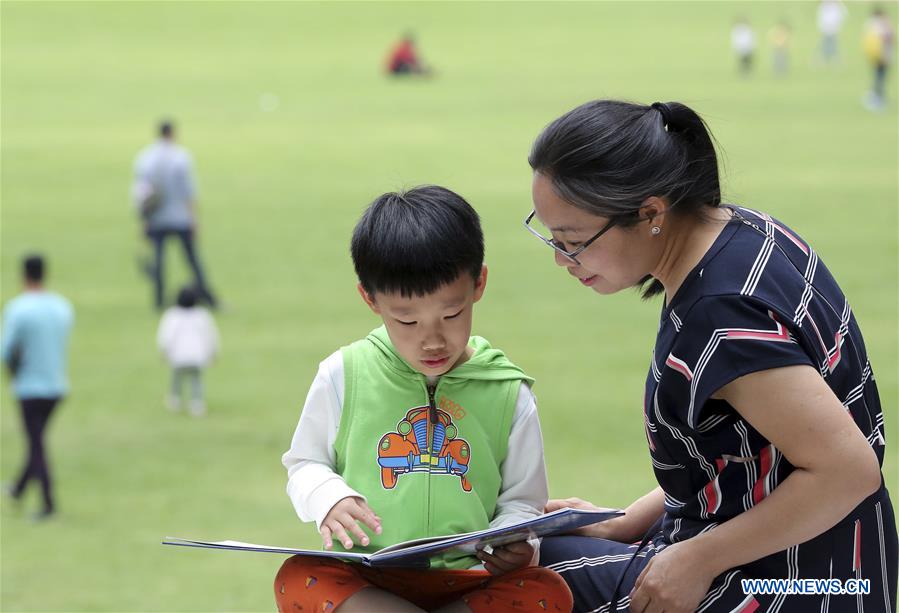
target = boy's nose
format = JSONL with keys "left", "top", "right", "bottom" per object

{"left": 422, "top": 332, "right": 446, "bottom": 351}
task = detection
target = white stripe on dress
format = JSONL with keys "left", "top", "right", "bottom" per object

{"left": 654, "top": 388, "right": 717, "bottom": 481}
{"left": 876, "top": 501, "right": 890, "bottom": 613}
{"left": 697, "top": 570, "right": 740, "bottom": 612}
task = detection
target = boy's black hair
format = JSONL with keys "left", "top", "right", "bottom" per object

{"left": 177, "top": 285, "right": 198, "bottom": 308}
{"left": 23, "top": 254, "right": 45, "bottom": 283}
{"left": 351, "top": 185, "right": 484, "bottom": 298}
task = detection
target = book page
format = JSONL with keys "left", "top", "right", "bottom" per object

{"left": 162, "top": 507, "right": 623, "bottom": 568}
{"left": 371, "top": 507, "right": 623, "bottom": 564}
{"left": 162, "top": 537, "right": 372, "bottom": 561}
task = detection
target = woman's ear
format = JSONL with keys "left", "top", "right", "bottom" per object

{"left": 639, "top": 196, "right": 671, "bottom": 224}
{"left": 357, "top": 283, "right": 381, "bottom": 314}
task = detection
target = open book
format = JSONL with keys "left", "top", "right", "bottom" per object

{"left": 164, "top": 507, "right": 622, "bottom": 568}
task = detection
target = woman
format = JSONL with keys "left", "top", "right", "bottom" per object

{"left": 521, "top": 100, "right": 896, "bottom": 612}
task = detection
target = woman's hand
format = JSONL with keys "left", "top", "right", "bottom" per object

{"left": 476, "top": 540, "right": 535, "bottom": 575}
{"left": 628, "top": 542, "right": 716, "bottom": 613}
{"left": 320, "top": 496, "right": 382, "bottom": 550}
{"left": 546, "top": 497, "right": 641, "bottom": 541}
{"left": 545, "top": 497, "right": 604, "bottom": 514}
{"left": 546, "top": 498, "right": 617, "bottom": 539}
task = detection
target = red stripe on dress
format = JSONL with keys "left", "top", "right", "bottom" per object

{"left": 738, "top": 596, "right": 761, "bottom": 613}
{"left": 703, "top": 459, "right": 728, "bottom": 515}
{"left": 726, "top": 311, "right": 792, "bottom": 343}
{"left": 665, "top": 354, "right": 694, "bottom": 381}
{"left": 752, "top": 446, "right": 773, "bottom": 505}
{"left": 828, "top": 332, "right": 843, "bottom": 371}
{"left": 772, "top": 222, "right": 809, "bottom": 255}
{"left": 703, "top": 480, "right": 717, "bottom": 515}
{"left": 726, "top": 324, "right": 790, "bottom": 343}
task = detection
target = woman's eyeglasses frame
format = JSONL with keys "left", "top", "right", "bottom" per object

{"left": 523, "top": 210, "right": 617, "bottom": 265}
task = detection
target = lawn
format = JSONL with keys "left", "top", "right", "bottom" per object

{"left": 1, "top": 2, "right": 895, "bottom": 611}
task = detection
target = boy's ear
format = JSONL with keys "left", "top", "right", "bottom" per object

{"left": 472, "top": 265, "right": 488, "bottom": 303}
{"left": 357, "top": 283, "right": 381, "bottom": 314}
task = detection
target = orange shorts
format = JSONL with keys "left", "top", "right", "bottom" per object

{"left": 274, "top": 555, "right": 573, "bottom": 612}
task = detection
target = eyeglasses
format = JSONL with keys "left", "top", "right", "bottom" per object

{"left": 524, "top": 210, "right": 617, "bottom": 265}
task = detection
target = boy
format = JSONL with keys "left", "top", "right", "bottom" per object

{"left": 276, "top": 187, "right": 572, "bottom": 612}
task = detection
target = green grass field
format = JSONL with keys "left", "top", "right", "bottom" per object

{"left": 2, "top": 2, "right": 896, "bottom": 611}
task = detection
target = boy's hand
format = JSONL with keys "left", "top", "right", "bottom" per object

{"left": 320, "top": 496, "right": 382, "bottom": 550}
{"left": 476, "top": 540, "right": 535, "bottom": 575}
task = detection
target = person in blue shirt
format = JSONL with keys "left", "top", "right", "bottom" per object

{"left": 2, "top": 255, "right": 74, "bottom": 520}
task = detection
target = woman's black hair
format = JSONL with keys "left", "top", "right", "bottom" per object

{"left": 528, "top": 100, "right": 722, "bottom": 298}
{"left": 177, "top": 286, "right": 198, "bottom": 308}
{"left": 351, "top": 185, "right": 484, "bottom": 298}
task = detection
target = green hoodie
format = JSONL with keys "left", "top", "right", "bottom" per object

{"left": 334, "top": 326, "right": 534, "bottom": 569}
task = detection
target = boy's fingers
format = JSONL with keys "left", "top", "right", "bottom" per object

{"left": 494, "top": 550, "right": 528, "bottom": 570}
{"left": 361, "top": 516, "right": 382, "bottom": 534}
{"left": 320, "top": 526, "right": 334, "bottom": 550}
{"left": 483, "top": 556, "right": 512, "bottom": 575}
{"left": 479, "top": 543, "right": 532, "bottom": 573}
{"left": 488, "top": 541, "right": 529, "bottom": 558}
{"left": 360, "top": 502, "right": 382, "bottom": 520}
{"left": 477, "top": 553, "right": 500, "bottom": 575}
{"left": 502, "top": 541, "right": 532, "bottom": 554}
{"left": 491, "top": 547, "right": 522, "bottom": 564}
{"left": 346, "top": 520, "right": 370, "bottom": 547}
{"left": 353, "top": 503, "right": 382, "bottom": 534}
{"left": 338, "top": 514, "right": 369, "bottom": 547}
{"left": 331, "top": 523, "right": 354, "bottom": 549}
{"left": 478, "top": 550, "right": 509, "bottom": 571}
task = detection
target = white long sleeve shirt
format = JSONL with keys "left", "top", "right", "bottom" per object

{"left": 156, "top": 306, "right": 219, "bottom": 368}
{"left": 282, "top": 350, "right": 550, "bottom": 532}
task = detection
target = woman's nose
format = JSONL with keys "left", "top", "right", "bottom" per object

{"left": 554, "top": 249, "right": 576, "bottom": 268}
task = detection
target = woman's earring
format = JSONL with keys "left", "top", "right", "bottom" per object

{"left": 650, "top": 226, "right": 661, "bottom": 236}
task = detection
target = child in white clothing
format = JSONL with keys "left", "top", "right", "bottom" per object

{"left": 156, "top": 286, "right": 219, "bottom": 416}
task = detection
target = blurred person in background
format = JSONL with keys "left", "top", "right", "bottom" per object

{"left": 386, "top": 32, "right": 431, "bottom": 76}
{"left": 1, "top": 254, "right": 74, "bottom": 521}
{"left": 817, "top": 0, "right": 848, "bottom": 65}
{"left": 862, "top": 5, "right": 895, "bottom": 111}
{"left": 769, "top": 20, "right": 792, "bottom": 76}
{"left": 156, "top": 285, "right": 219, "bottom": 417}
{"left": 133, "top": 119, "right": 219, "bottom": 310}
{"left": 730, "top": 16, "right": 756, "bottom": 76}
{"left": 526, "top": 100, "right": 896, "bottom": 612}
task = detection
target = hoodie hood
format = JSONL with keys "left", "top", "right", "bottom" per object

{"left": 365, "top": 326, "right": 533, "bottom": 385}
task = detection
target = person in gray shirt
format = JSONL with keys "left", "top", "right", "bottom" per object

{"left": 133, "top": 120, "right": 218, "bottom": 309}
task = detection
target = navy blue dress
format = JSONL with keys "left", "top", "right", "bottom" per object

{"left": 540, "top": 207, "right": 897, "bottom": 613}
